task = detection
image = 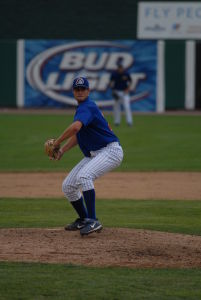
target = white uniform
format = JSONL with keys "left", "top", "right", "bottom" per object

{"left": 62, "top": 142, "right": 123, "bottom": 202}
{"left": 113, "top": 90, "right": 133, "bottom": 126}
{"left": 61, "top": 76, "right": 124, "bottom": 234}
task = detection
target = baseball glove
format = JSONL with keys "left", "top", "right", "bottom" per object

{"left": 44, "top": 138, "right": 60, "bottom": 159}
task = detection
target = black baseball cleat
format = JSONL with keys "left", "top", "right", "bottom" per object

{"left": 65, "top": 218, "right": 86, "bottom": 231}
{"left": 80, "top": 219, "right": 103, "bottom": 236}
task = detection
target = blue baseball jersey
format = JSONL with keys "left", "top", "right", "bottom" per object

{"left": 110, "top": 71, "right": 131, "bottom": 91}
{"left": 74, "top": 97, "right": 119, "bottom": 157}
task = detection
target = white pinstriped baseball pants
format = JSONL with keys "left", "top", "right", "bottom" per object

{"left": 62, "top": 142, "right": 123, "bottom": 202}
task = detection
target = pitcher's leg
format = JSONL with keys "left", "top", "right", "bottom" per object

{"left": 82, "top": 145, "right": 123, "bottom": 219}
{"left": 62, "top": 157, "right": 90, "bottom": 226}
{"left": 62, "top": 157, "right": 90, "bottom": 202}
{"left": 77, "top": 143, "right": 123, "bottom": 192}
{"left": 83, "top": 189, "right": 96, "bottom": 219}
{"left": 77, "top": 144, "right": 123, "bottom": 235}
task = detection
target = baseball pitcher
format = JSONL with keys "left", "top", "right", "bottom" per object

{"left": 45, "top": 77, "right": 123, "bottom": 236}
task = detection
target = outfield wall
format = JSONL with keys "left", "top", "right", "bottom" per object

{"left": 0, "top": 41, "right": 16, "bottom": 107}
{"left": 0, "top": 1, "right": 200, "bottom": 110}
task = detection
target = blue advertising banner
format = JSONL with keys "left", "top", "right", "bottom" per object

{"left": 25, "top": 40, "right": 157, "bottom": 111}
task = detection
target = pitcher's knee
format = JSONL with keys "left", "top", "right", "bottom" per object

{"left": 77, "top": 174, "right": 94, "bottom": 191}
{"left": 62, "top": 180, "right": 70, "bottom": 197}
{"left": 62, "top": 180, "right": 80, "bottom": 202}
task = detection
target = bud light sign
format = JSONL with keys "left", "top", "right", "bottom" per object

{"left": 25, "top": 40, "right": 157, "bottom": 111}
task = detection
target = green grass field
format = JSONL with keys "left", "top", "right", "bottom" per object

{"left": 0, "top": 114, "right": 201, "bottom": 171}
{"left": 1, "top": 198, "right": 201, "bottom": 235}
{"left": 1, "top": 113, "right": 201, "bottom": 299}
{"left": 1, "top": 262, "right": 201, "bottom": 300}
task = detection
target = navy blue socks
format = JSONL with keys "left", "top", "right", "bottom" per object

{"left": 83, "top": 189, "right": 96, "bottom": 219}
{"left": 71, "top": 197, "right": 88, "bottom": 219}
{"left": 71, "top": 190, "right": 96, "bottom": 220}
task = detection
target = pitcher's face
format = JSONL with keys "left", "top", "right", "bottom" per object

{"left": 73, "top": 87, "right": 90, "bottom": 103}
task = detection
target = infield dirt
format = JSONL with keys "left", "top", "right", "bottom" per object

{"left": 1, "top": 172, "right": 201, "bottom": 200}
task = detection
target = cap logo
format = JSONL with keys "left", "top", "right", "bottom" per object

{"left": 76, "top": 78, "right": 84, "bottom": 85}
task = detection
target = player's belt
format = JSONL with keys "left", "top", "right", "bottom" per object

{"left": 90, "top": 142, "right": 121, "bottom": 157}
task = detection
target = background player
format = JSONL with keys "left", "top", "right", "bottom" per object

{"left": 110, "top": 62, "right": 133, "bottom": 126}
{"left": 53, "top": 77, "right": 124, "bottom": 236}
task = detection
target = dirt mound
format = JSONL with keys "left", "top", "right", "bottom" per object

{"left": 1, "top": 228, "right": 201, "bottom": 268}
{"left": 1, "top": 171, "right": 201, "bottom": 268}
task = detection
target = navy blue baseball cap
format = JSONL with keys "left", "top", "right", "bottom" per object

{"left": 73, "top": 77, "right": 89, "bottom": 89}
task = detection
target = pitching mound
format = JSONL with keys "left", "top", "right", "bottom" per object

{"left": 1, "top": 228, "right": 201, "bottom": 268}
